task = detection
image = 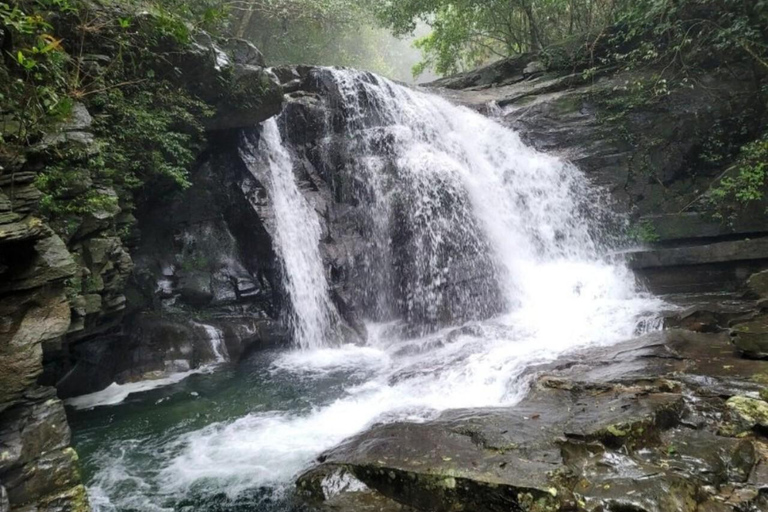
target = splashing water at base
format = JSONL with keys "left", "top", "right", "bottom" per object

{"left": 71, "top": 68, "right": 664, "bottom": 511}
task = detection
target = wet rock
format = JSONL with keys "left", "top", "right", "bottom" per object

{"left": 298, "top": 324, "right": 768, "bottom": 512}
{"left": 300, "top": 385, "right": 683, "bottom": 512}
{"left": 662, "top": 295, "right": 757, "bottom": 333}
{"left": 4, "top": 447, "right": 82, "bottom": 506}
{"left": 627, "top": 239, "right": 768, "bottom": 270}
{"left": 640, "top": 212, "right": 767, "bottom": 244}
{"left": 178, "top": 271, "right": 214, "bottom": 306}
{"left": 321, "top": 490, "right": 417, "bottom": 512}
{"left": 0, "top": 389, "right": 87, "bottom": 511}
{"left": 731, "top": 313, "right": 768, "bottom": 359}
{"left": 574, "top": 468, "right": 698, "bottom": 512}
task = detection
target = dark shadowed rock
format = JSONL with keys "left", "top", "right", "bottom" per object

{"left": 731, "top": 312, "right": 768, "bottom": 359}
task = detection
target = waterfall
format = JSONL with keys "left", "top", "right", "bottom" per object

{"left": 121, "top": 68, "right": 663, "bottom": 507}
{"left": 240, "top": 120, "right": 340, "bottom": 350}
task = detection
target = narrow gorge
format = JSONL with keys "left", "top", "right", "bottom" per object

{"left": 2, "top": 3, "right": 768, "bottom": 512}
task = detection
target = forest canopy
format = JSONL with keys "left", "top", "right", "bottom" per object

{"left": 370, "top": 0, "right": 768, "bottom": 77}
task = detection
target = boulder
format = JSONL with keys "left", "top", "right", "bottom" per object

{"left": 747, "top": 270, "right": 768, "bottom": 299}
{"left": 162, "top": 32, "right": 283, "bottom": 131}
{"left": 731, "top": 313, "right": 768, "bottom": 359}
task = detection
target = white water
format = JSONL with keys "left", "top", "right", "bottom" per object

{"left": 84, "top": 68, "right": 663, "bottom": 509}
{"left": 198, "top": 323, "right": 228, "bottom": 363}
{"left": 66, "top": 368, "right": 211, "bottom": 410}
{"left": 240, "top": 121, "right": 339, "bottom": 350}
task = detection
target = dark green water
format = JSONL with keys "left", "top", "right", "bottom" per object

{"left": 68, "top": 348, "right": 379, "bottom": 512}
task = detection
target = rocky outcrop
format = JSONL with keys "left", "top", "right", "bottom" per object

{"left": 30, "top": 31, "right": 286, "bottom": 400}
{"left": 299, "top": 323, "right": 768, "bottom": 512}
{"left": 433, "top": 56, "right": 763, "bottom": 218}
{"left": 54, "top": 139, "right": 292, "bottom": 397}
{"left": 0, "top": 156, "right": 87, "bottom": 509}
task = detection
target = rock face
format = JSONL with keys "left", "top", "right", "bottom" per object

{"left": 0, "top": 14, "right": 284, "bottom": 508}
{"left": 0, "top": 157, "right": 87, "bottom": 509}
{"left": 30, "top": 32, "right": 286, "bottom": 399}
{"left": 53, "top": 139, "right": 292, "bottom": 397}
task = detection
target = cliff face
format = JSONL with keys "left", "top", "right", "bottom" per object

{"left": 0, "top": 13, "right": 284, "bottom": 508}
{"left": 0, "top": 166, "right": 88, "bottom": 511}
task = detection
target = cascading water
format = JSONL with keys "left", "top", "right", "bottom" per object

{"left": 72, "top": 68, "right": 663, "bottom": 512}
{"left": 197, "top": 323, "right": 228, "bottom": 363}
{"left": 240, "top": 120, "right": 341, "bottom": 350}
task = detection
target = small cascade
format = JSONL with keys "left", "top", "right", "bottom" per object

{"left": 192, "top": 322, "right": 229, "bottom": 363}
{"left": 200, "top": 324, "right": 228, "bottom": 363}
{"left": 239, "top": 119, "right": 340, "bottom": 350}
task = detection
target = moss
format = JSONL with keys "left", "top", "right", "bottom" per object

{"left": 726, "top": 396, "right": 768, "bottom": 428}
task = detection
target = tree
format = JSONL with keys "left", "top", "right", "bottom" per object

{"left": 372, "top": 0, "right": 619, "bottom": 76}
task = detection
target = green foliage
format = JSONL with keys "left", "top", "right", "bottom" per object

{"left": 34, "top": 83, "right": 211, "bottom": 223}
{"left": 96, "top": 85, "right": 212, "bottom": 194}
{"left": 709, "top": 135, "right": 768, "bottom": 217}
{"left": 374, "top": 0, "right": 619, "bottom": 77}
{"left": 598, "top": 0, "right": 768, "bottom": 74}
{"left": 628, "top": 220, "right": 661, "bottom": 244}
{"left": 2, "top": 0, "right": 218, "bottom": 231}
{"left": 373, "top": 0, "right": 768, "bottom": 78}
{"left": 0, "top": 1, "right": 74, "bottom": 141}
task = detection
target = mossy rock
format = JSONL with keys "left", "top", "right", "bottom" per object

{"left": 724, "top": 396, "right": 768, "bottom": 433}
{"left": 747, "top": 270, "right": 768, "bottom": 299}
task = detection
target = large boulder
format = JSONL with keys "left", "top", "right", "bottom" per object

{"left": 163, "top": 33, "right": 284, "bottom": 131}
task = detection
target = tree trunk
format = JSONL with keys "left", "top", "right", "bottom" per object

{"left": 520, "top": 1, "right": 542, "bottom": 51}
{"left": 235, "top": 3, "right": 256, "bottom": 39}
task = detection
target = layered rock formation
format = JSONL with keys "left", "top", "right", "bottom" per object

{"left": 0, "top": 25, "right": 283, "bottom": 511}
{"left": 0, "top": 159, "right": 89, "bottom": 510}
